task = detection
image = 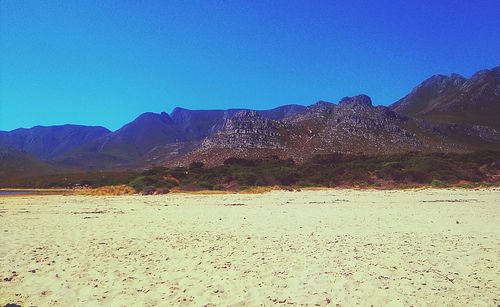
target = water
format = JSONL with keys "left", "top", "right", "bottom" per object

{"left": 0, "top": 190, "right": 36, "bottom": 196}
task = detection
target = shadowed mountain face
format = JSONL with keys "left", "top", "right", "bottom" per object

{"left": 1, "top": 67, "right": 499, "bottom": 172}
{"left": 0, "top": 146, "right": 57, "bottom": 179}
{"left": 81, "top": 112, "right": 186, "bottom": 158}
{"left": 0, "top": 125, "right": 110, "bottom": 160}
{"left": 51, "top": 112, "right": 188, "bottom": 170}
{"left": 391, "top": 67, "right": 500, "bottom": 129}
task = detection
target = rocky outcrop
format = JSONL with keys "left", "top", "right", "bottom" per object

{"left": 202, "top": 111, "right": 284, "bottom": 149}
{"left": 284, "top": 95, "right": 426, "bottom": 155}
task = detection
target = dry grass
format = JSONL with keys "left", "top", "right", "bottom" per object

{"left": 240, "top": 186, "right": 283, "bottom": 194}
{"left": 169, "top": 188, "right": 229, "bottom": 195}
{"left": 76, "top": 185, "right": 136, "bottom": 196}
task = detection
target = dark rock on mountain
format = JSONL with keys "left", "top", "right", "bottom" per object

{"left": 0, "top": 125, "right": 110, "bottom": 160}
{"left": 391, "top": 66, "right": 500, "bottom": 129}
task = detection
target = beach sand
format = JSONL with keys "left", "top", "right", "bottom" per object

{"left": 0, "top": 189, "right": 499, "bottom": 306}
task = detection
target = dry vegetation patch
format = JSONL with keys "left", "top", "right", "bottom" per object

{"left": 77, "top": 185, "right": 136, "bottom": 196}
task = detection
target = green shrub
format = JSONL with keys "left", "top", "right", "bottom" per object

{"left": 431, "top": 180, "right": 449, "bottom": 188}
{"left": 128, "top": 176, "right": 147, "bottom": 191}
{"left": 198, "top": 181, "right": 214, "bottom": 190}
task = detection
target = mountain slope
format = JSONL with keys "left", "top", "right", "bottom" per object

{"left": 99, "top": 112, "right": 186, "bottom": 156}
{"left": 202, "top": 110, "right": 284, "bottom": 150}
{"left": 0, "top": 146, "right": 58, "bottom": 180}
{"left": 55, "top": 112, "right": 187, "bottom": 169}
{"left": 391, "top": 67, "right": 500, "bottom": 129}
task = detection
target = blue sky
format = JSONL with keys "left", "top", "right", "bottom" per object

{"left": 1, "top": 0, "right": 499, "bottom": 131}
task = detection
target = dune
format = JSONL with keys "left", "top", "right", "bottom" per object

{"left": 0, "top": 189, "right": 499, "bottom": 305}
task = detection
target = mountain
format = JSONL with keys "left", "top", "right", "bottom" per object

{"left": 167, "top": 93, "right": 500, "bottom": 167}
{"left": 1, "top": 67, "right": 499, "bottom": 172}
{"left": 59, "top": 105, "right": 308, "bottom": 169}
{"left": 0, "top": 125, "right": 110, "bottom": 160}
{"left": 170, "top": 104, "right": 306, "bottom": 140}
{"left": 284, "top": 95, "right": 428, "bottom": 155}
{"left": 52, "top": 112, "right": 189, "bottom": 170}
{"left": 170, "top": 108, "right": 227, "bottom": 141}
{"left": 391, "top": 67, "right": 500, "bottom": 129}
{"left": 79, "top": 112, "right": 185, "bottom": 157}
{"left": 202, "top": 110, "right": 284, "bottom": 150}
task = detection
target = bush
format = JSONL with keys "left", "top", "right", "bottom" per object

{"left": 275, "top": 167, "right": 302, "bottom": 185}
{"left": 198, "top": 181, "right": 214, "bottom": 190}
{"left": 128, "top": 176, "right": 147, "bottom": 191}
{"left": 93, "top": 150, "right": 500, "bottom": 193}
{"left": 154, "top": 187, "right": 170, "bottom": 194}
{"left": 142, "top": 186, "right": 156, "bottom": 195}
{"left": 142, "top": 167, "right": 167, "bottom": 177}
{"left": 431, "top": 180, "right": 449, "bottom": 188}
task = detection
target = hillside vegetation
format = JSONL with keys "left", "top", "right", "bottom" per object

{"left": 2, "top": 151, "right": 498, "bottom": 192}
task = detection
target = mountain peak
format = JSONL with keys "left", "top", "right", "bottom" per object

{"left": 134, "top": 112, "right": 173, "bottom": 124}
{"left": 417, "top": 73, "right": 466, "bottom": 90}
{"left": 390, "top": 67, "right": 500, "bottom": 129}
{"left": 339, "top": 95, "right": 373, "bottom": 107}
{"left": 309, "top": 101, "right": 335, "bottom": 112}
{"left": 470, "top": 66, "right": 500, "bottom": 81}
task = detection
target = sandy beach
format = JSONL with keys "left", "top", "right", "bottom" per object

{"left": 0, "top": 189, "right": 499, "bottom": 306}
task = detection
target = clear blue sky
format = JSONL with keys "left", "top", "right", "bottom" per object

{"left": 1, "top": 0, "right": 499, "bottom": 131}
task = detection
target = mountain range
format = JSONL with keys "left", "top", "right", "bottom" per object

{"left": 1, "top": 66, "right": 499, "bottom": 177}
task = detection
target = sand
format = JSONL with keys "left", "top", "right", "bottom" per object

{"left": 0, "top": 189, "right": 499, "bottom": 306}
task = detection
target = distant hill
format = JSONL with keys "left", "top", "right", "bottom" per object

{"left": 0, "top": 125, "right": 110, "bottom": 160}
{"left": 390, "top": 67, "right": 500, "bottom": 129}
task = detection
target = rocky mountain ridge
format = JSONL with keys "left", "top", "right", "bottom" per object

{"left": 1, "top": 67, "right": 499, "bottom": 171}
{"left": 391, "top": 66, "right": 500, "bottom": 129}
